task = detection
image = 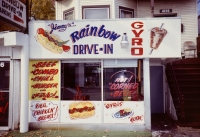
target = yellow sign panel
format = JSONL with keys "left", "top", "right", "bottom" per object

{"left": 29, "top": 60, "right": 60, "bottom": 100}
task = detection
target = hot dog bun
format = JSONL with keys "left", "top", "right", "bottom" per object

{"left": 69, "top": 102, "right": 95, "bottom": 119}
{"left": 35, "top": 31, "right": 64, "bottom": 54}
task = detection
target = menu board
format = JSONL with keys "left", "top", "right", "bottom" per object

{"left": 29, "top": 60, "right": 60, "bottom": 100}
{"left": 29, "top": 60, "right": 60, "bottom": 122}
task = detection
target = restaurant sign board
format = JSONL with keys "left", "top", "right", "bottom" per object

{"left": 29, "top": 18, "right": 181, "bottom": 59}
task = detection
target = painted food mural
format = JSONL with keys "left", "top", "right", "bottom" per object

{"left": 35, "top": 28, "right": 71, "bottom": 54}
{"left": 68, "top": 101, "right": 95, "bottom": 119}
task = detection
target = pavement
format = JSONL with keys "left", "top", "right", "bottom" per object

{"left": 0, "top": 127, "right": 200, "bottom": 137}
{"left": 0, "top": 126, "right": 200, "bottom": 137}
{"left": 1, "top": 114, "right": 200, "bottom": 137}
{"left": 0, "top": 129, "right": 152, "bottom": 137}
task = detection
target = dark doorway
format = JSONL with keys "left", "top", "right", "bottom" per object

{"left": 150, "top": 66, "right": 164, "bottom": 113}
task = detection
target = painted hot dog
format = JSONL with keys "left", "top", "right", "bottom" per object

{"left": 68, "top": 102, "right": 95, "bottom": 119}
{"left": 35, "top": 28, "right": 71, "bottom": 54}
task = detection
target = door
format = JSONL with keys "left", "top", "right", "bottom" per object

{"left": 150, "top": 66, "right": 164, "bottom": 113}
{"left": 0, "top": 60, "right": 10, "bottom": 130}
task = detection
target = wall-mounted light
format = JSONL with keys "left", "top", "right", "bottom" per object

{"left": 120, "top": 33, "right": 129, "bottom": 48}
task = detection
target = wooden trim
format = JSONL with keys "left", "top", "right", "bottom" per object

{"left": 63, "top": 7, "right": 75, "bottom": 20}
{"left": 119, "top": 6, "right": 134, "bottom": 18}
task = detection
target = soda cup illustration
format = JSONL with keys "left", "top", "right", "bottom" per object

{"left": 149, "top": 23, "right": 167, "bottom": 55}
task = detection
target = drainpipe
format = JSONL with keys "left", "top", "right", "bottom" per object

{"left": 77, "top": 0, "right": 80, "bottom": 19}
{"left": 112, "top": 0, "right": 115, "bottom": 19}
{"left": 151, "top": 0, "right": 154, "bottom": 17}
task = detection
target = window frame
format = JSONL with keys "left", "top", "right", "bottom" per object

{"left": 63, "top": 7, "right": 75, "bottom": 20}
{"left": 119, "top": 6, "right": 134, "bottom": 18}
{"left": 82, "top": 5, "right": 110, "bottom": 19}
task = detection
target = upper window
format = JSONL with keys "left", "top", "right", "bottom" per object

{"left": 119, "top": 6, "right": 134, "bottom": 18}
{"left": 63, "top": 8, "right": 74, "bottom": 20}
{"left": 82, "top": 5, "right": 110, "bottom": 19}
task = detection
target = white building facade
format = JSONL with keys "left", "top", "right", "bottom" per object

{"left": 0, "top": 0, "right": 198, "bottom": 133}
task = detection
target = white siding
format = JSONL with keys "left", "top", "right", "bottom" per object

{"left": 0, "top": 46, "right": 12, "bottom": 57}
{"left": 179, "top": 0, "right": 198, "bottom": 46}
{"left": 155, "top": 0, "right": 197, "bottom": 48}
{"left": 55, "top": 1, "right": 63, "bottom": 20}
{"left": 138, "top": 0, "right": 198, "bottom": 54}
{"left": 56, "top": 0, "right": 76, "bottom": 20}
{"left": 56, "top": 0, "right": 114, "bottom": 20}
{"left": 137, "top": 0, "right": 152, "bottom": 18}
{"left": 115, "top": 0, "right": 136, "bottom": 18}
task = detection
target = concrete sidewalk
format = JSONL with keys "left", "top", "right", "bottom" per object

{"left": 1, "top": 127, "right": 200, "bottom": 137}
{"left": 1, "top": 129, "right": 152, "bottom": 137}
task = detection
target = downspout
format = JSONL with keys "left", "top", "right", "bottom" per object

{"left": 136, "top": 0, "right": 138, "bottom": 17}
{"left": 151, "top": 0, "right": 154, "bottom": 17}
{"left": 77, "top": 0, "right": 80, "bottom": 19}
{"left": 112, "top": 0, "right": 115, "bottom": 19}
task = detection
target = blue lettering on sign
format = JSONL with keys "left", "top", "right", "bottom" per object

{"left": 73, "top": 44, "right": 113, "bottom": 55}
{"left": 70, "top": 24, "right": 121, "bottom": 43}
{"left": 48, "top": 22, "right": 76, "bottom": 34}
{"left": 104, "top": 44, "right": 113, "bottom": 54}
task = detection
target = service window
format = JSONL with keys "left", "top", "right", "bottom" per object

{"left": 103, "top": 67, "right": 139, "bottom": 101}
{"left": 61, "top": 62, "right": 101, "bottom": 101}
{"left": 102, "top": 59, "right": 144, "bottom": 124}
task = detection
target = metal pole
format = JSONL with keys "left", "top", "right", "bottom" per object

{"left": 20, "top": 33, "right": 29, "bottom": 133}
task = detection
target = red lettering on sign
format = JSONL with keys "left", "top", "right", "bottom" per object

{"left": 31, "top": 69, "right": 58, "bottom": 75}
{"left": 131, "top": 48, "right": 143, "bottom": 55}
{"left": 35, "top": 102, "right": 47, "bottom": 109}
{"left": 31, "top": 76, "right": 53, "bottom": 81}
{"left": 132, "top": 38, "right": 143, "bottom": 46}
{"left": 131, "top": 22, "right": 143, "bottom": 29}
{"left": 132, "top": 30, "right": 144, "bottom": 37}
{"left": 131, "top": 21, "right": 144, "bottom": 56}
{"left": 31, "top": 83, "right": 58, "bottom": 89}
{"left": 31, "top": 91, "right": 58, "bottom": 99}
{"left": 104, "top": 102, "right": 123, "bottom": 109}
{"left": 130, "top": 115, "right": 143, "bottom": 123}
{"left": 32, "top": 61, "right": 58, "bottom": 68}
